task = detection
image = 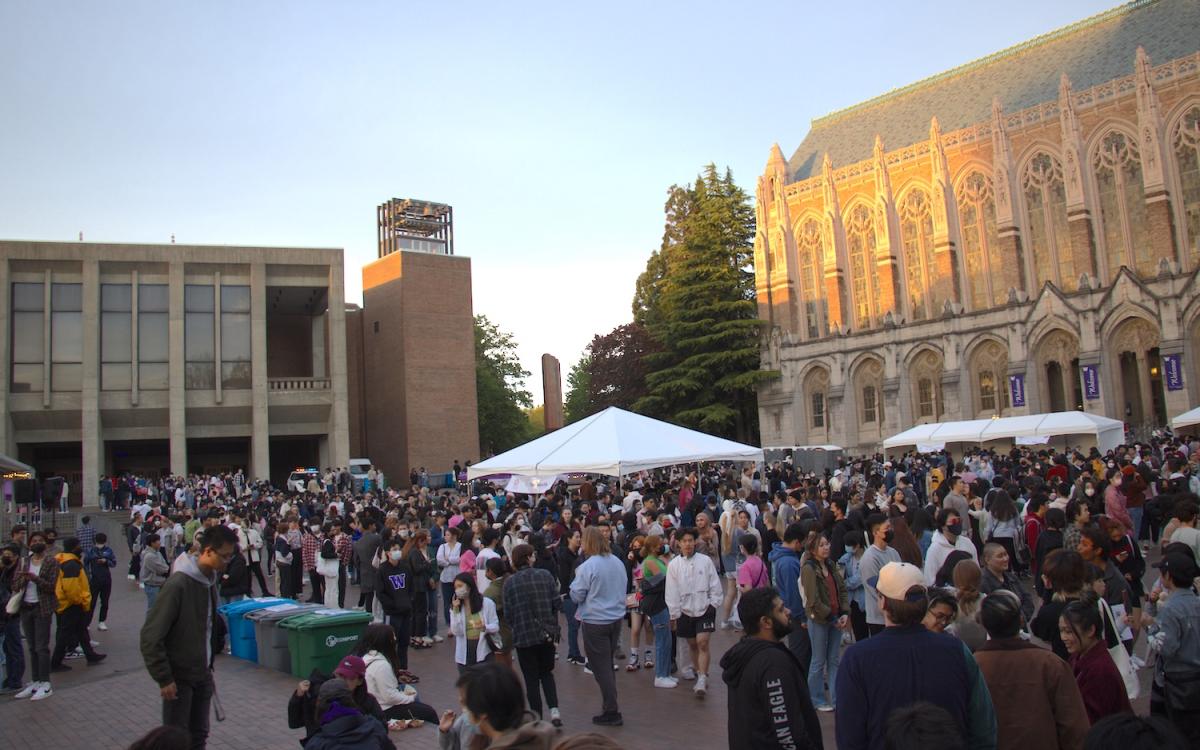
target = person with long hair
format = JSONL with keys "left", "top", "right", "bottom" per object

{"left": 351, "top": 623, "right": 438, "bottom": 725}
{"left": 984, "top": 491, "right": 1021, "bottom": 572}
{"left": 1060, "top": 595, "right": 1133, "bottom": 724}
{"left": 799, "top": 531, "right": 848, "bottom": 711}
{"left": 376, "top": 538, "right": 415, "bottom": 671}
{"left": 407, "top": 529, "right": 434, "bottom": 650}
{"left": 889, "top": 517, "right": 924, "bottom": 568}
{"left": 637, "top": 534, "right": 674, "bottom": 688}
{"left": 946, "top": 559, "right": 987, "bottom": 651}
{"left": 449, "top": 571, "right": 498, "bottom": 675}
{"left": 1032, "top": 549, "right": 1089, "bottom": 659}
{"left": 482, "top": 556, "right": 514, "bottom": 669}
{"left": 503, "top": 543, "right": 564, "bottom": 727}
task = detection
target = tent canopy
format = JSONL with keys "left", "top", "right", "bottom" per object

{"left": 468, "top": 407, "right": 763, "bottom": 479}
{"left": 0, "top": 453, "right": 35, "bottom": 477}
{"left": 1171, "top": 406, "right": 1200, "bottom": 430}
{"left": 884, "top": 411, "right": 1125, "bottom": 454}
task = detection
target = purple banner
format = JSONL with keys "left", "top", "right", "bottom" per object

{"left": 1082, "top": 364, "right": 1101, "bottom": 401}
{"left": 1164, "top": 353, "right": 1184, "bottom": 391}
{"left": 1008, "top": 373, "right": 1026, "bottom": 407}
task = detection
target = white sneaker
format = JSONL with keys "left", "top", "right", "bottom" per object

{"left": 30, "top": 683, "right": 52, "bottom": 701}
{"left": 694, "top": 674, "right": 707, "bottom": 697}
{"left": 14, "top": 683, "right": 37, "bottom": 699}
{"left": 127, "top": 574, "right": 135, "bottom": 581}
{"left": 139, "top": 583, "right": 145, "bottom": 590}
{"left": 654, "top": 677, "right": 679, "bottom": 689}
{"left": 98, "top": 622, "right": 108, "bottom": 631}
{"left": 90, "top": 640, "right": 101, "bottom": 647}
{"left": 680, "top": 667, "right": 697, "bottom": 681}
{"left": 432, "top": 635, "right": 445, "bottom": 643}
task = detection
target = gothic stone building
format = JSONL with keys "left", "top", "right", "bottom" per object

{"left": 755, "top": 0, "right": 1200, "bottom": 455}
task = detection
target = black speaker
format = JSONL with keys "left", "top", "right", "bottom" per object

{"left": 42, "top": 477, "right": 63, "bottom": 503}
{"left": 13, "top": 478, "right": 36, "bottom": 504}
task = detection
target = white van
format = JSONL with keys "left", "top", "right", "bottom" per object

{"left": 348, "top": 459, "right": 372, "bottom": 491}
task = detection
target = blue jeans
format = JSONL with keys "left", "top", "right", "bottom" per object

{"left": 561, "top": 596, "right": 583, "bottom": 661}
{"left": 1129, "top": 506, "right": 1144, "bottom": 542}
{"left": 648, "top": 608, "right": 671, "bottom": 679}
{"left": 2, "top": 615, "right": 25, "bottom": 688}
{"left": 807, "top": 618, "right": 841, "bottom": 707}
{"left": 145, "top": 585, "right": 160, "bottom": 610}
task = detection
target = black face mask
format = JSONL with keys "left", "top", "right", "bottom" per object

{"left": 29, "top": 543, "right": 47, "bottom": 555}
{"left": 883, "top": 530, "right": 895, "bottom": 545}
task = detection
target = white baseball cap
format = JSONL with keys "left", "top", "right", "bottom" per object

{"left": 868, "top": 562, "right": 926, "bottom": 601}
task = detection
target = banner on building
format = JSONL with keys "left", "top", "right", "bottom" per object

{"left": 1163, "top": 353, "right": 1184, "bottom": 391}
{"left": 1008, "top": 373, "right": 1026, "bottom": 407}
{"left": 1082, "top": 364, "right": 1101, "bottom": 401}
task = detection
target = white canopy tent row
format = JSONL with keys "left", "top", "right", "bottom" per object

{"left": 883, "top": 411, "right": 1126, "bottom": 455}
{"left": 1171, "top": 406, "right": 1200, "bottom": 430}
{"left": 467, "top": 406, "right": 764, "bottom": 481}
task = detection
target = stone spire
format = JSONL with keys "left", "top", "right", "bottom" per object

{"left": 1058, "top": 74, "right": 1087, "bottom": 211}
{"left": 1134, "top": 47, "right": 1167, "bottom": 192}
{"left": 990, "top": 98, "right": 1016, "bottom": 228}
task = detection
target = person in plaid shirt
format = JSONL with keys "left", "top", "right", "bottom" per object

{"left": 301, "top": 521, "right": 324, "bottom": 604}
{"left": 502, "top": 543, "right": 563, "bottom": 727}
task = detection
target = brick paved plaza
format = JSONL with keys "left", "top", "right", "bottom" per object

{"left": 0, "top": 524, "right": 839, "bottom": 750}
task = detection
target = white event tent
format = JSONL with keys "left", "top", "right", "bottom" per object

{"left": 883, "top": 411, "right": 1125, "bottom": 454}
{"left": 468, "top": 406, "right": 764, "bottom": 480}
{"left": 1171, "top": 406, "right": 1200, "bottom": 430}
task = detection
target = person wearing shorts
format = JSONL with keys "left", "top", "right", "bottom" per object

{"left": 665, "top": 527, "right": 723, "bottom": 698}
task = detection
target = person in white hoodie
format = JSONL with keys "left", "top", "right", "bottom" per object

{"left": 665, "top": 527, "right": 723, "bottom": 698}
{"left": 351, "top": 623, "right": 439, "bottom": 724}
{"left": 922, "top": 508, "right": 978, "bottom": 586}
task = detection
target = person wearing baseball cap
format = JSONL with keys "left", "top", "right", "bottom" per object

{"left": 287, "top": 655, "right": 386, "bottom": 742}
{"left": 1146, "top": 543, "right": 1200, "bottom": 744}
{"left": 835, "top": 562, "right": 997, "bottom": 750}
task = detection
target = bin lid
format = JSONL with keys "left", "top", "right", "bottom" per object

{"left": 277, "top": 609, "right": 373, "bottom": 630}
{"left": 246, "top": 602, "right": 326, "bottom": 622}
{"left": 217, "top": 597, "right": 292, "bottom": 616}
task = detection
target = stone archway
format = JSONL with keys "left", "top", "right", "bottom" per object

{"left": 852, "top": 356, "right": 886, "bottom": 447}
{"left": 968, "top": 339, "right": 1010, "bottom": 417}
{"left": 908, "top": 349, "right": 944, "bottom": 425}
{"left": 1109, "top": 317, "right": 1164, "bottom": 428}
{"left": 801, "top": 365, "right": 831, "bottom": 445}
{"left": 1034, "top": 329, "right": 1081, "bottom": 413}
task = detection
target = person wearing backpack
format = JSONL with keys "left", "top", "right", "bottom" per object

{"left": 318, "top": 524, "right": 341, "bottom": 609}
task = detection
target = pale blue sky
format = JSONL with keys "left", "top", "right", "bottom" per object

{"left": 0, "top": 0, "right": 1114, "bottom": 399}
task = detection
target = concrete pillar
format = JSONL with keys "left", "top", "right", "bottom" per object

{"left": 311, "top": 313, "right": 327, "bottom": 378}
{"left": 81, "top": 259, "right": 101, "bottom": 507}
{"left": 250, "top": 262, "right": 270, "bottom": 481}
{"left": 168, "top": 261, "right": 187, "bottom": 476}
{"left": 0, "top": 260, "right": 10, "bottom": 456}
{"left": 327, "top": 257, "right": 351, "bottom": 468}
{"left": 940, "top": 370, "right": 962, "bottom": 423}
{"left": 1135, "top": 351, "right": 1155, "bottom": 427}
{"left": 882, "top": 377, "right": 902, "bottom": 438}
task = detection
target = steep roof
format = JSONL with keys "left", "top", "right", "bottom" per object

{"left": 787, "top": 0, "right": 1200, "bottom": 181}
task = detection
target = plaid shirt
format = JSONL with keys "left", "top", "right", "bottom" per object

{"left": 501, "top": 567, "right": 562, "bottom": 649}
{"left": 75, "top": 524, "right": 97, "bottom": 556}
{"left": 301, "top": 533, "right": 322, "bottom": 571}
{"left": 334, "top": 534, "right": 352, "bottom": 566}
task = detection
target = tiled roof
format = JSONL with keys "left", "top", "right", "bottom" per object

{"left": 787, "top": 0, "right": 1200, "bottom": 181}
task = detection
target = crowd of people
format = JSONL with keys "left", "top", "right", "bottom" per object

{"left": 2, "top": 437, "right": 1200, "bottom": 748}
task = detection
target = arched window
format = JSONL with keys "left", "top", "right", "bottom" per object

{"left": 861, "top": 386, "right": 878, "bottom": 424}
{"left": 971, "top": 339, "right": 1010, "bottom": 417}
{"left": 797, "top": 219, "right": 826, "bottom": 339}
{"left": 1094, "top": 130, "right": 1151, "bottom": 278}
{"left": 979, "top": 371, "right": 998, "bottom": 412}
{"left": 1174, "top": 105, "right": 1200, "bottom": 268}
{"left": 1022, "top": 152, "right": 1073, "bottom": 290}
{"left": 957, "top": 171, "right": 1002, "bottom": 307}
{"left": 899, "top": 189, "right": 936, "bottom": 320}
{"left": 811, "top": 392, "right": 825, "bottom": 428}
{"left": 845, "top": 205, "right": 877, "bottom": 330}
{"left": 917, "top": 378, "right": 935, "bottom": 418}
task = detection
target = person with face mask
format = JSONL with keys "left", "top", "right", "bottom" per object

{"left": 0, "top": 543, "right": 27, "bottom": 695}
{"left": 13, "top": 532, "right": 58, "bottom": 700}
{"left": 83, "top": 532, "right": 117, "bottom": 631}
{"left": 719, "top": 586, "right": 823, "bottom": 750}
{"left": 301, "top": 517, "right": 326, "bottom": 604}
{"left": 438, "top": 663, "right": 556, "bottom": 750}
{"left": 859, "top": 514, "right": 901, "bottom": 637}
{"left": 140, "top": 523, "right": 238, "bottom": 748}
{"left": 376, "top": 538, "right": 416, "bottom": 671}
{"left": 449, "top": 572, "right": 499, "bottom": 675}
{"left": 922, "top": 509, "right": 978, "bottom": 587}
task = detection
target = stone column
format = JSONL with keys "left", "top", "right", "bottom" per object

{"left": 1145, "top": 197, "right": 1178, "bottom": 268}
{"left": 168, "top": 261, "right": 187, "bottom": 476}
{"left": 994, "top": 231, "right": 1024, "bottom": 300}
{"left": 327, "top": 257, "right": 351, "bottom": 468}
{"left": 940, "top": 371, "right": 962, "bottom": 423}
{"left": 250, "top": 262, "right": 269, "bottom": 481}
{"left": 81, "top": 259, "right": 101, "bottom": 507}
{"left": 882, "top": 377, "right": 902, "bottom": 440}
{"left": 0, "top": 260, "right": 10, "bottom": 456}
{"left": 1067, "top": 213, "right": 1098, "bottom": 282}
{"left": 1135, "top": 351, "right": 1155, "bottom": 427}
{"left": 827, "top": 385, "right": 849, "bottom": 452}
{"left": 312, "top": 313, "right": 327, "bottom": 378}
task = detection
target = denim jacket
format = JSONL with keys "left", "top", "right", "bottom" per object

{"left": 1148, "top": 587, "right": 1200, "bottom": 685}
{"left": 839, "top": 549, "right": 865, "bottom": 610}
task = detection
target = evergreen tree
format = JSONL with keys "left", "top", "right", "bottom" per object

{"left": 474, "top": 315, "right": 533, "bottom": 455}
{"left": 634, "top": 164, "right": 769, "bottom": 441}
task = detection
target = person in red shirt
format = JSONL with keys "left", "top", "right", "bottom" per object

{"left": 1024, "top": 495, "right": 1048, "bottom": 581}
{"left": 1059, "top": 596, "right": 1131, "bottom": 725}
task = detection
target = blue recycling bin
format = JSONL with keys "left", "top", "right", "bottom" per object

{"left": 218, "top": 597, "right": 293, "bottom": 662}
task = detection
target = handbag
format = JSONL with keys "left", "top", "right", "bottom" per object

{"left": 315, "top": 555, "right": 339, "bottom": 577}
{"left": 1098, "top": 598, "right": 1140, "bottom": 701}
{"left": 5, "top": 589, "right": 22, "bottom": 616}
{"left": 1163, "top": 669, "right": 1200, "bottom": 712}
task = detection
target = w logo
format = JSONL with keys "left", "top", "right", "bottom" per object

{"left": 388, "top": 573, "right": 406, "bottom": 590}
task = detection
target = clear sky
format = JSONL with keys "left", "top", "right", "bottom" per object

{"left": 0, "top": 0, "right": 1115, "bottom": 401}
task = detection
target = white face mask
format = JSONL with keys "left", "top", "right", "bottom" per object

{"left": 388, "top": 550, "right": 403, "bottom": 561}
{"left": 455, "top": 587, "right": 469, "bottom": 599}
{"left": 1085, "top": 488, "right": 1095, "bottom": 497}
{"left": 310, "top": 525, "right": 320, "bottom": 533}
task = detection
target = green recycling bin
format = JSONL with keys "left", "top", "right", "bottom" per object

{"left": 278, "top": 609, "right": 373, "bottom": 678}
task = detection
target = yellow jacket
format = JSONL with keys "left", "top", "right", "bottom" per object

{"left": 54, "top": 552, "right": 92, "bottom": 614}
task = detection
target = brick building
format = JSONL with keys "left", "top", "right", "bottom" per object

{"left": 755, "top": 0, "right": 1200, "bottom": 454}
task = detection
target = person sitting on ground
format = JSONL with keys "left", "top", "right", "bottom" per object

{"left": 303, "top": 678, "right": 395, "bottom": 750}
{"left": 352, "top": 623, "right": 439, "bottom": 725}
{"left": 288, "top": 655, "right": 387, "bottom": 743}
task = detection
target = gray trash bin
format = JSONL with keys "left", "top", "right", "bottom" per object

{"left": 249, "top": 602, "right": 327, "bottom": 672}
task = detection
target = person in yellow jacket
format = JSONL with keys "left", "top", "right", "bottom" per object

{"left": 50, "top": 537, "right": 105, "bottom": 671}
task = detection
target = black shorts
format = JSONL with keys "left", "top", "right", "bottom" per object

{"left": 677, "top": 606, "right": 716, "bottom": 639}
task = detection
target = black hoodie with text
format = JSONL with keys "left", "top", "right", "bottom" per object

{"left": 719, "top": 636, "right": 823, "bottom": 750}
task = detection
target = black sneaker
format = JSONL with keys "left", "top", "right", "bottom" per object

{"left": 566, "top": 656, "right": 585, "bottom": 666}
{"left": 86, "top": 654, "right": 107, "bottom": 665}
{"left": 592, "top": 712, "right": 623, "bottom": 726}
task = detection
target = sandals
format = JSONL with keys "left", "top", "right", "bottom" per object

{"left": 625, "top": 661, "right": 640, "bottom": 672}
{"left": 643, "top": 658, "right": 654, "bottom": 669}
{"left": 387, "top": 719, "right": 424, "bottom": 731}
{"left": 397, "top": 670, "right": 420, "bottom": 684}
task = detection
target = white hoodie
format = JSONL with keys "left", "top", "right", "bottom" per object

{"left": 362, "top": 650, "right": 414, "bottom": 709}
{"left": 922, "top": 530, "right": 978, "bottom": 586}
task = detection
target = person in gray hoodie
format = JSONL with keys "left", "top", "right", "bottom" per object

{"left": 138, "top": 533, "right": 171, "bottom": 610}
{"left": 140, "top": 524, "right": 237, "bottom": 750}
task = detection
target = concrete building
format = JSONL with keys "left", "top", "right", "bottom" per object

{"left": 0, "top": 240, "right": 350, "bottom": 505}
{"left": 754, "top": 0, "right": 1200, "bottom": 454}
{"left": 345, "top": 199, "right": 479, "bottom": 485}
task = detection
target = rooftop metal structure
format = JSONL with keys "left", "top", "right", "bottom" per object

{"left": 376, "top": 198, "right": 454, "bottom": 258}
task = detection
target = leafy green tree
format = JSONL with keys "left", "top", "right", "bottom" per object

{"left": 587, "top": 323, "right": 658, "bottom": 412}
{"left": 634, "top": 164, "right": 769, "bottom": 442}
{"left": 563, "top": 354, "right": 593, "bottom": 424}
{"left": 475, "top": 315, "right": 533, "bottom": 455}
{"left": 525, "top": 404, "right": 546, "bottom": 437}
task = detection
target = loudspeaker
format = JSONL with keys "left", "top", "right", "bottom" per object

{"left": 13, "top": 478, "right": 36, "bottom": 504}
{"left": 42, "top": 477, "right": 63, "bottom": 503}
